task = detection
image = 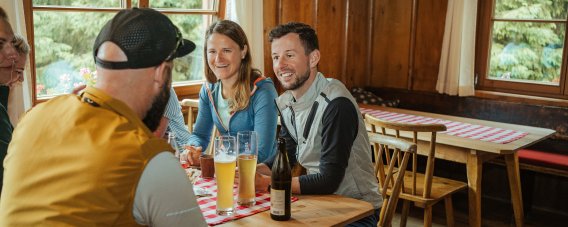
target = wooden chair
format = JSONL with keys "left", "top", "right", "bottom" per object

{"left": 180, "top": 98, "right": 216, "bottom": 155}
{"left": 364, "top": 114, "right": 467, "bottom": 227}
{"left": 180, "top": 98, "right": 199, "bottom": 133}
{"left": 368, "top": 132, "right": 417, "bottom": 227}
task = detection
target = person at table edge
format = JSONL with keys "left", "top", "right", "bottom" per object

{"left": 185, "top": 20, "right": 278, "bottom": 164}
{"left": 0, "top": 8, "right": 207, "bottom": 226}
{"left": 255, "top": 22, "right": 382, "bottom": 226}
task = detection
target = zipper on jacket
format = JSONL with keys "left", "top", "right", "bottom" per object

{"left": 205, "top": 83, "right": 229, "bottom": 132}
{"left": 289, "top": 106, "right": 302, "bottom": 160}
{"left": 302, "top": 101, "right": 319, "bottom": 140}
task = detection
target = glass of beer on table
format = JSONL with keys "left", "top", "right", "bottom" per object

{"left": 214, "top": 136, "right": 237, "bottom": 216}
{"left": 237, "top": 131, "right": 258, "bottom": 207}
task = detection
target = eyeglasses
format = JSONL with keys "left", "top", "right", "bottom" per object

{"left": 164, "top": 26, "right": 183, "bottom": 62}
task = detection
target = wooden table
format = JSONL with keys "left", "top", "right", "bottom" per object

{"left": 218, "top": 194, "right": 374, "bottom": 226}
{"left": 360, "top": 104, "right": 555, "bottom": 227}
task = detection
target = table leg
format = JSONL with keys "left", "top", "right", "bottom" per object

{"left": 504, "top": 152, "right": 524, "bottom": 227}
{"left": 467, "top": 151, "right": 482, "bottom": 227}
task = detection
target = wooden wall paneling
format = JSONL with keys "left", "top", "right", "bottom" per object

{"left": 411, "top": 0, "right": 447, "bottom": 92}
{"left": 280, "top": 0, "right": 317, "bottom": 26}
{"left": 371, "top": 0, "right": 412, "bottom": 89}
{"left": 265, "top": 0, "right": 317, "bottom": 93}
{"left": 263, "top": 0, "right": 279, "bottom": 88}
{"left": 345, "top": 0, "right": 372, "bottom": 88}
{"left": 315, "top": 0, "right": 347, "bottom": 82}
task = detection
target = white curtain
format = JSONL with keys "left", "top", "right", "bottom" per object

{"left": 436, "top": 0, "right": 477, "bottom": 96}
{"left": 226, "top": 0, "right": 264, "bottom": 73}
{"left": 1, "top": 0, "right": 31, "bottom": 126}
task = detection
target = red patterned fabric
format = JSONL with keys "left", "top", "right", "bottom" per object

{"left": 360, "top": 107, "right": 528, "bottom": 144}
{"left": 195, "top": 178, "right": 298, "bottom": 226}
{"left": 518, "top": 149, "right": 568, "bottom": 171}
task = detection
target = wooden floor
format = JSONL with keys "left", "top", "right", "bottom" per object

{"left": 387, "top": 193, "right": 568, "bottom": 227}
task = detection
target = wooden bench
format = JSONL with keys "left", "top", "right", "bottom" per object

{"left": 517, "top": 149, "right": 568, "bottom": 178}
{"left": 489, "top": 148, "right": 568, "bottom": 216}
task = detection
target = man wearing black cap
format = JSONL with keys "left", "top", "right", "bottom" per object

{"left": 0, "top": 8, "right": 206, "bottom": 226}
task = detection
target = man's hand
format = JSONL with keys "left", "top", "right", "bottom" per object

{"left": 255, "top": 172, "right": 271, "bottom": 193}
{"left": 254, "top": 163, "right": 272, "bottom": 192}
{"left": 71, "top": 84, "right": 87, "bottom": 95}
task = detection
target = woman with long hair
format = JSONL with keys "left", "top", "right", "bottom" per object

{"left": 186, "top": 20, "right": 278, "bottom": 163}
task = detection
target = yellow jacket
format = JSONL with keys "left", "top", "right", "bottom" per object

{"left": 0, "top": 87, "right": 172, "bottom": 226}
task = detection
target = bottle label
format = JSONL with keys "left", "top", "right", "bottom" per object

{"left": 270, "top": 189, "right": 286, "bottom": 215}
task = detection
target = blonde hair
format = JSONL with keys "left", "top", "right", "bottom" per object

{"left": 203, "top": 20, "right": 260, "bottom": 113}
{"left": 13, "top": 34, "right": 30, "bottom": 55}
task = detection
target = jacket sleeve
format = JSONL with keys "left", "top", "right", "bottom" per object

{"left": 133, "top": 152, "right": 207, "bottom": 226}
{"left": 298, "top": 97, "right": 357, "bottom": 194}
{"left": 164, "top": 87, "right": 192, "bottom": 148}
{"left": 252, "top": 81, "right": 279, "bottom": 163}
{"left": 188, "top": 84, "right": 215, "bottom": 151}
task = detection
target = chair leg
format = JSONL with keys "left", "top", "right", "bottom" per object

{"left": 444, "top": 197, "right": 455, "bottom": 227}
{"left": 378, "top": 199, "right": 389, "bottom": 227}
{"left": 423, "top": 206, "right": 432, "bottom": 227}
{"left": 399, "top": 200, "right": 410, "bottom": 227}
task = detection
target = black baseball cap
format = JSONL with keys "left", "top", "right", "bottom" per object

{"left": 93, "top": 8, "right": 196, "bottom": 69}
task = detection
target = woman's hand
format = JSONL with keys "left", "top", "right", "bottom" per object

{"left": 184, "top": 145, "right": 202, "bottom": 167}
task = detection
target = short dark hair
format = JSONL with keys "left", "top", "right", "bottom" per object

{"left": 268, "top": 22, "right": 319, "bottom": 55}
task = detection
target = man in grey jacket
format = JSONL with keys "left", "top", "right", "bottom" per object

{"left": 255, "top": 22, "right": 382, "bottom": 226}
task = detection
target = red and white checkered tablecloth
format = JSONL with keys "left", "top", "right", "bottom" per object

{"left": 195, "top": 178, "right": 298, "bottom": 226}
{"left": 360, "top": 108, "right": 529, "bottom": 144}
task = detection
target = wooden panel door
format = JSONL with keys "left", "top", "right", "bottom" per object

{"left": 345, "top": 0, "right": 373, "bottom": 88}
{"left": 412, "top": 0, "right": 447, "bottom": 92}
{"left": 371, "top": 0, "right": 412, "bottom": 89}
{"left": 315, "top": 0, "right": 347, "bottom": 82}
{"left": 280, "top": 0, "right": 317, "bottom": 26}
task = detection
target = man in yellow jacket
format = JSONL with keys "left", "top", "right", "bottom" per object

{"left": 0, "top": 8, "right": 207, "bottom": 226}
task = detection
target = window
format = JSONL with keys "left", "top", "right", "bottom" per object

{"left": 24, "top": 0, "right": 225, "bottom": 103}
{"left": 476, "top": 0, "right": 568, "bottom": 99}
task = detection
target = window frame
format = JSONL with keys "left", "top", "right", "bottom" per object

{"left": 475, "top": 0, "right": 568, "bottom": 100}
{"left": 23, "top": 0, "right": 226, "bottom": 105}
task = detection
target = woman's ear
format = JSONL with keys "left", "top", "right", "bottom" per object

{"left": 309, "top": 49, "right": 320, "bottom": 68}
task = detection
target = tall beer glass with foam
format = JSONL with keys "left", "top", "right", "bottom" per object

{"left": 214, "top": 136, "right": 237, "bottom": 216}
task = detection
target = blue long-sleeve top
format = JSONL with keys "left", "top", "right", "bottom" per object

{"left": 188, "top": 77, "right": 278, "bottom": 163}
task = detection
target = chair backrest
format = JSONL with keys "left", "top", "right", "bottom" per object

{"left": 364, "top": 113, "right": 446, "bottom": 200}
{"left": 368, "top": 132, "right": 417, "bottom": 226}
{"left": 180, "top": 98, "right": 199, "bottom": 133}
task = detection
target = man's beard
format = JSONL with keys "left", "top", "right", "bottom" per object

{"left": 280, "top": 62, "right": 311, "bottom": 91}
{"left": 142, "top": 70, "right": 171, "bottom": 132}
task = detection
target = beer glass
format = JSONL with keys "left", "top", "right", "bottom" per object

{"left": 214, "top": 136, "right": 237, "bottom": 216}
{"left": 237, "top": 131, "right": 258, "bottom": 207}
{"left": 168, "top": 132, "right": 189, "bottom": 169}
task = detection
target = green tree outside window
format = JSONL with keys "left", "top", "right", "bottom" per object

{"left": 488, "top": 0, "right": 568, "bottom": 85}
{"left": 31, "top": 0, "right": 214, "bottom": 97}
